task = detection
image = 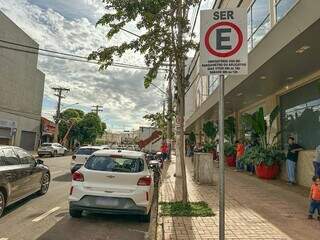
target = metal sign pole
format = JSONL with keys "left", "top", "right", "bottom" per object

{"left": 218, "top": 74, "right": 225, "bottom": 240}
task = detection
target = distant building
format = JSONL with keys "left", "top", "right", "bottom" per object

{"left": 105, "top": 132, "right": 122, "bottom": 145}
{"left": 41, "top": 117, "right": 56, "bottom": 143}
{"left": 0, "top": 11, "right": 45, "bottom": 150}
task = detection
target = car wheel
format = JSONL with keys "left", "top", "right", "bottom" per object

{"left": 69, "top": 209, "right": 82, "bottom": 218}
{"left": 63, "top": 150, "right": 67, "bottom": 156}
{"left": 140, "top": 210, "right": 151, "bottom": 223}
{"left": 0, "top": 191, "right": 6, "bottom": 218}
{"left": 38, "top": 173, "right": 50, "bottom": 195}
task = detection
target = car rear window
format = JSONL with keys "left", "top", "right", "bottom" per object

{"left": 85, "top": 156, "right": 144, "bottom": 173}
{"left": 41, "top": 143, "right": 52, "bottom": 147}
{"left": 76, "top": 148, "right": 99, "bottom": 155}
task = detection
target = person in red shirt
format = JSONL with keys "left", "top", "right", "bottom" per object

{"left": 308, "top": 176, "right": 320, "bottom": 220}
{"left": 235, "top": 140, "right": 245, "bottom": 171}
{"left": 160, "top": 142, "right": 169, "bottom": 161}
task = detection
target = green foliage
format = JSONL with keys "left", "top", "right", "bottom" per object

{"left": 143, "top": 112, "right": 166, "bottom": 137}
{"left": 203, "top": 142, "right": 214, "bottom": 153}
{"left": 224, "top": 142, "right": 236, "bottom": 156}
{"left": 58, "top": 108, "right": 84, "bottom": 144}
{"left": 78, "top": 112, "right": 103, "bottom": 144}
{"left": 89, "top": 0, "right": 199, "bottom": 88}
{"left": 203, "top": 121, "right": 218, "bottom": 143}
{"left": 239, "top": 106, "right": 284, "bottom": 166}
{"left": 160, "top": 201, "right": 214, "bottom": 217}
{"left": 58, "top": 109, "right": 107, "bottom": 146}
{"left": 188, "top": 132, "right": 196, "bottom": 145}
{"left": 224, "top": 116, "right": 236, "bottom": 144}
{"left": 240, "top": 146, "right": 285, "bottom": 167}
{"left": 95, "top": 139, "right": 106, "bottom": 145}
{"left": 241, "top": 106, "right": 280, "bottom": 148}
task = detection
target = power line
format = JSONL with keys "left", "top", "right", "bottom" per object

{"left": 0, "top": 39, "right": 169, "bottom": 71}
{"left": 150, "top": 82, "right": 167, "bottom": 95}
{"left": 120, "top": 27, "right": 141, "bottom": 38}
{"left": 190, "top": 0, "right": 202, "bottom": 38}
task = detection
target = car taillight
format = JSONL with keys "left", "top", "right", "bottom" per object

{"left": 70, "top": 186, "right": 74, "bottom": 195}
{"left": 72, "top": 171, "right": 84, "bottom": 182}
{"left": 72, "top": 155, "right": 76, "bottom": 160}
{"left": 137, "top": 176, "right": 152, "bottom": 186}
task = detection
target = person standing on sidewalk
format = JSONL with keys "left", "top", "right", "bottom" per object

{"left": 286, "top": 137, "right": 303, "bottom": 185}
{"left": 160, "top": 141, "right": 169, "bottom": 161}
{"left": 235, "top": 140, "right": 245, "bottom": 172}
{"left": 308, "top": 176, "right": 320, "bottom": 220}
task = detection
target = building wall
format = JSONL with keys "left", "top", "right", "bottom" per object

{"left": 0, "top": 11, "right": 45, "bottom": 150}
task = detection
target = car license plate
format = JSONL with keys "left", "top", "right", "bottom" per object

{"left": 96, "top": 197, "right": 119, "bottom": 207}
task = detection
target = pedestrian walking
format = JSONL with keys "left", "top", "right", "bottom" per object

{"left": 286, "top": 137, "right": 303, "bottom": 185}
{"left": 308, "top": 176, "right": 320, "bottom": 220}
{"left": 245, "top": 140, "right": 255, "bottom": 175}
{"left": 235, "top": 140, "right": 245, "bottom": 172}
{"left": 160, "top": 141, "right": 169, "bottom": 161}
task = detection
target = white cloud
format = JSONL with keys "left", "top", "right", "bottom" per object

{"left": 0, "top": 0, "right": 165, "bottom": 130}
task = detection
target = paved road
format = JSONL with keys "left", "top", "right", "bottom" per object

{"left": 0, "top": 156, "right": 149, "bottom": 240}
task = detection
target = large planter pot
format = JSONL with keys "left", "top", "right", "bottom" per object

{"left": 226, "top": 155, "right": 236, "bottom": 167}
{"left": 255, "top": 163, "right": 280, "bottom": 179}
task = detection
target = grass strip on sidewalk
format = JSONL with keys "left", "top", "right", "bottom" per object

{"left": 159, "top": 201, "right": 214, "bottom": 217}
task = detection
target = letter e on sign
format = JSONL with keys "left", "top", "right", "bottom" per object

{"left": 199, "top": 9, "right": 248, "bottom": 76}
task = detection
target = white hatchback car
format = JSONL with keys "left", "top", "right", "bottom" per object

{"left": 69, "top": 150, "right": 154, "bottom": 222}
{"left": 70, "top": 146, "right": 103, "bottom": 173}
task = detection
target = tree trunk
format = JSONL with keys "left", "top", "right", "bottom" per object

{"left": 176, "top": 0, "right": 188, "bottom": 204}
{"left": 167, "top": 58, "right": 173, "bottom": 161}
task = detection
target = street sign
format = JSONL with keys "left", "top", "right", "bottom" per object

{"left": 199, "top": 8, "right": 248, "bottom": 240}
{"left": 200, "top": 9, "right": 248, "bottom": 75}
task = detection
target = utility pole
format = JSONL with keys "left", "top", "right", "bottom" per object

{"left": 52, "top": 87, "right": 70, "bottom": 142}
{"left": 91, "top": 105, "right": 103, "bottom": 115}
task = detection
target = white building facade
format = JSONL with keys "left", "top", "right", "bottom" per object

{"left": 0, "top": 11, "right": 45, "bottom": 150}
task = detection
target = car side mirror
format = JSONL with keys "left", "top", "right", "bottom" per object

{"left": 36, "top": 159, "right": 44, "bottom": 165}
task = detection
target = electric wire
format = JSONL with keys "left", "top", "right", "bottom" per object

{"left": 0, "top": 39, "right": 168, "bottom": 71}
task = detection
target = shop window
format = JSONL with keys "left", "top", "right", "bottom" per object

{"left": 280, "top": 80, "right": 320, "bottom": 150}
{"left": 276, "top": 0, "right": 298, "bottom": 22}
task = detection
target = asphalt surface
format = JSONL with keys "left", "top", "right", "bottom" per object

{"left": 0, "top": 156, "right": 149, "bottom": 240}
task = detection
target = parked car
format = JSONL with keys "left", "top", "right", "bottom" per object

{"left": 0, "top": 146, "right": 50, "bottom": 218}
{"left": 70, "top": 146, "right": 103, "bottom": 174}
{"left": 69, "top": 149, "right": 154, "bottom": 222}
{"left": 38, "top": 143, "right": 68, "bottom": 157}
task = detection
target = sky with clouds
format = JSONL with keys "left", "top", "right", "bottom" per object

{"left": 0, "top": 0, "right": 216, "bottom": 132}
{"left": 0, "top": 0, "right": 170, "bottom": 131}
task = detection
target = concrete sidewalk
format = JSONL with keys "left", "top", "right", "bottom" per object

{"left": 156, "top": 156, "right": 320, "bottom": 240}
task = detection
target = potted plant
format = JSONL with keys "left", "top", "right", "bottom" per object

{"left": 240, "top": 106, "right": 285, "bottom": 179}
{"left": 202, "top": 121, "right": 218, "bottom": 154}
{"left": 241, "top": 146, "right": 285, "bottom": 179}
{"left": 225, "top": 116, "right": 236, "bottom": 144}
{"left": 224, "top": 143, "right": 236, "bottom": 167}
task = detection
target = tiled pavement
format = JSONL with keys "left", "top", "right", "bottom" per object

{"left": 156, "top": 155, "right": 320, "bottom": 240}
